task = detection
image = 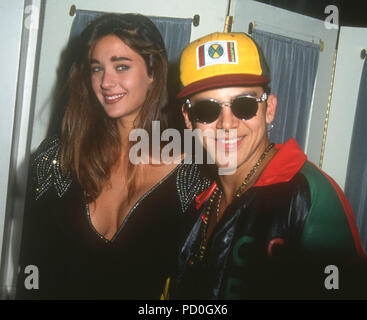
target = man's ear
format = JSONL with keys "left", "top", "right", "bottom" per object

{"left": 181, "top": 104, "right": 193, "bottom": 129}
{"left": 265, "top": 94, "right": 277, "bottom": 124}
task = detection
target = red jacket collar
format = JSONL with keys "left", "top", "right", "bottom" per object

{"left": 254, "top": 138, "right": 306, "bottom": 187}
{"left": 195, "top": 139, "right": 307, "bottom": 209}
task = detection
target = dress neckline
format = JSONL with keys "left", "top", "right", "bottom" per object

{"left": 85, "top": 162, "right": 183, "bottom": 243}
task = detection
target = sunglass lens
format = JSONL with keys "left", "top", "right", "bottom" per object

{"left": 190, "top": 100, "right": 221, "bottom": 123}
{"left": 231, "top": 96, "right": 258, "bottom": 120}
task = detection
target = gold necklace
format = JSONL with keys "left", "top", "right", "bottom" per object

{"left": 189, "top": 143, "right": 275, "bottom": 265}
{"left": 233, "top": 143, "right": 274, "bottom": 199}
{"left": 196, "top": 186, "right": 220, "bottom": 261}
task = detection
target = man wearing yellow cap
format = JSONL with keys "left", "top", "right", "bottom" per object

{"left": 171, "top": 32, "right": 366, "bottom": 299}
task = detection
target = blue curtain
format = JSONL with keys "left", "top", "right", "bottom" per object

{"left": 252, "top": 29, "right": 320, "bottom": 149}
{"left": 69, "top": 10, "right": 192, "bottom": 64}
{"left": 344, "top": 58, "right": 367, "bottom": 251}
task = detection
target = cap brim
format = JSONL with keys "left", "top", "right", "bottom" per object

{"left": 177, "top": 74, "right": 270, "bottom": 99}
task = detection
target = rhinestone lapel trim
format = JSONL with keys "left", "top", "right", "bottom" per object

{"left": 33, "top": 136, "right": 72, "bottom": 200}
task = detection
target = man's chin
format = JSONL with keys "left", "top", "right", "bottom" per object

{"left": 214, "top": 158, "right": 238, "bottom": 176}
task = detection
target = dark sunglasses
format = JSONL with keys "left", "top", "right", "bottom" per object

{"left": 185, "top": 92, "right": 268, "bottom": 124}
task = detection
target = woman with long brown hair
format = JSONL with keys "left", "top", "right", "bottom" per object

{"left": 16, "top": 13, "right": 209, "bottom": 299}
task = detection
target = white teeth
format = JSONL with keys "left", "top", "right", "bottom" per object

{"left": 105, "top": 93, "right": 125, "bottom": 100}
{"left": 218, "top": 137, "right": 243, "bottom": 144}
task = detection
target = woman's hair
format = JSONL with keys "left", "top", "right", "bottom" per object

{"left": 60, "top": 13, "right": 169, "bottom": 202}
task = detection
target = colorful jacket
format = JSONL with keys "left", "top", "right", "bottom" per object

{"left": 172, "top": 139, "right": 366, "bottom": 299}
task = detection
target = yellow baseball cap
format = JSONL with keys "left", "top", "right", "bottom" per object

{"left": 177, "top": 32, "right": 270, "bottom": 98}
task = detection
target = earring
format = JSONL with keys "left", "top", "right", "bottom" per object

{"left": 267, "top": 123, "right": 274, "bottom": 132}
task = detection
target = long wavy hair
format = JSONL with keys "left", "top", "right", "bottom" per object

{"left": 60, "top": 13, "right": 169, "bottom": 202}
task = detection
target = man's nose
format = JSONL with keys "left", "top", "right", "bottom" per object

{"left": 216, "top": 104, "right": 239, "bottom": 130}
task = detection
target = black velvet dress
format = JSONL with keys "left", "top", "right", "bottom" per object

{"left": 16, "top": 136, "right": 210, "bottom": 299}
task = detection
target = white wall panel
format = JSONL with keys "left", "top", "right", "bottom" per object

{"left": 322, "top": 27, "right": 367, "bottom": 189}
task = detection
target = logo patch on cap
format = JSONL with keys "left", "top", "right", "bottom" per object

{"left": 197, "top": 40, "right": 238, "bottom": 69}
